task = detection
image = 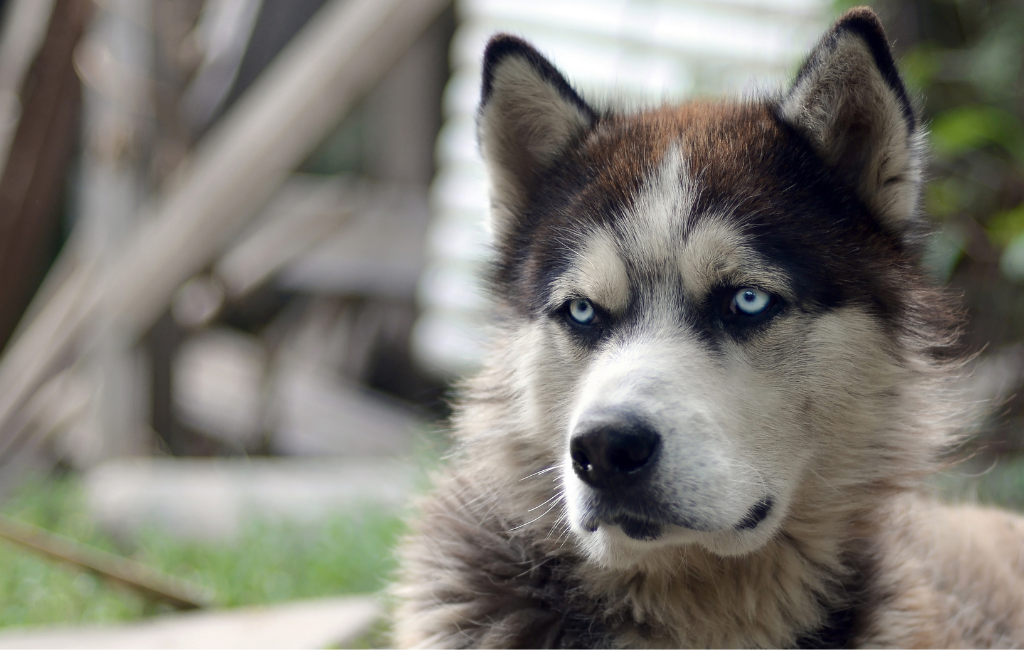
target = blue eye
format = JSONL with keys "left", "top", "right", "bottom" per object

{"left": 568, "top": 298, "right": 596, "bottom": 325}
{"left": 731, "top": 288, "right": 772, "bottom": 316}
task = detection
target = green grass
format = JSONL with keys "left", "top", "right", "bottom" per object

{"left": 0, "top": 473, "right": 406, "bottom": 629}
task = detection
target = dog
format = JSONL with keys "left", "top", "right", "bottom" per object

{"left": 392, "top": 7, "right": 1024, "bottom": 647}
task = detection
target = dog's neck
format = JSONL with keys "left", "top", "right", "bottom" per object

{"left": 555, "top": 482, "right": 884, "bottom": 648}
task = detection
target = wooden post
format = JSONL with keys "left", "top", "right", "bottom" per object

{"left": 71, "top": 0, "right": 155, "bottom": 465}
{"left": 0, "top": 0, "right": 451, "bottom": 470}
{"left": 0, "top": 0, "right": 89, "bottom": 351}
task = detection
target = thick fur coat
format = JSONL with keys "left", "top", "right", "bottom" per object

{"left": 392, "top": 8, "right": 1024, "bottom": 648}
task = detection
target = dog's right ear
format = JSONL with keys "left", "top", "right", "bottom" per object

{"left": 479, "top": 35, "right": 597, "bottom": 240}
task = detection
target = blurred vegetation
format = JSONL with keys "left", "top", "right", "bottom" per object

{"left": 841, "top": 0, "right": 1024, "bottom": 352}
{"left": 0, "top": 475, "right": 404, "bottom": 629}
{"left": 830, "top": 0, "right": 1024, "bottom": 456}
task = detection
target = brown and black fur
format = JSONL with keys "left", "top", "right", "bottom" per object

{"left": 393, "top": 7, "right": 1024, "bottom": 648}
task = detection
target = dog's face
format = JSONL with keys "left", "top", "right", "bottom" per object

{"left": 478, "top": 11, "right": 927, "bottom": 568}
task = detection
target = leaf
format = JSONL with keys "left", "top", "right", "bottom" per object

{"left": 930, "top": 105, "right": 1024, "bottom": 163}
{"left": 987, "top": 203, "right": 1024, "bottom": 247}
{"left": 899, "top": 46, "right": 939, "bottom": 93}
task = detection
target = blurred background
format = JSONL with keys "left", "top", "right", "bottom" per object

{"left": 0, "top": 0, "right": 1020, "bottom": 646}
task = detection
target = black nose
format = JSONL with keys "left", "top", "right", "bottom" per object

{"left": 570, "top": 416, "right": 661, "bottom": 490}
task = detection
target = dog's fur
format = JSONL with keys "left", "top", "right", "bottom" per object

{"left": 393, "top": 8, "right": 1024, "bottom": 647}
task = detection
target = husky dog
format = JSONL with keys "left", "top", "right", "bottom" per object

{"left": 393, "top": 7, "right": 1024, "bottom": 648}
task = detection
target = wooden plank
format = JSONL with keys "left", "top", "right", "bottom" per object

{"left": 0, "top": 513, "right": 213, "bottom": 610}
{"left": 277, "top": 181, "right": 430, "bottom": 299}
{"left": 215, "top": 175, "right": 430, "bottom": 300}
{"left": 213, "top": 175, "right": 364, "bottom": 299}
{"left": 85, "top": 457, "right": 416, "bottom": 542}
{"left": 0, "top": 596, "right": 380, "bottom": 649}
{"left": 0, "top": 0, "right": 451, "bottom": 470}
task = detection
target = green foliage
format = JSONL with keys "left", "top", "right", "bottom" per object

{"left": 895, "top": 0, "right": 1024, "bottom": 274}
{"left": 986, "top": 203, "right": 1024, "bottom": 247}
{"left": 831, "top": 1, "right": 1024, "bottom": 262}
{"left": 930, "top": 105, "right": 1024, "bottom": 163}
{"left": 825, "top": 0, "right": 1024, "bottom": 353}
{"left": 897, "top": 45, "right": 941, "bottom": 93}
{"left": 0, "top": 475, "right": 405, "bottom": 629}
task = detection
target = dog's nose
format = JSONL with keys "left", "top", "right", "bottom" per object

{"left": 570, "top": 417, "right": 661, "bottom": 490}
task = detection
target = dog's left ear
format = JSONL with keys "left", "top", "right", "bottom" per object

{"left": 779, "top": 7, "right": 924, "bottom": 234}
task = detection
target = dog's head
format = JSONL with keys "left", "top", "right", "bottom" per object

{"left": 477, "top": 8, "right": 945, "bottom": 568}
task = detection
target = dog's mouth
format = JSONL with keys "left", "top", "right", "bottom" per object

{"left": 608, "top": 514, "right": 662, "bottom": 541}
{"left": 577, "top": 496, "right": 775, "bottom": 541}
{"left": 581, "top": 511, "right": 662, "bottom": 540}
{"left": 736, "top": 496, "right": 774, "bottom": 530}
{"left": 578, "top": 501, "right": 710, "bottom": 541}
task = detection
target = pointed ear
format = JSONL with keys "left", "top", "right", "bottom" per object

{"left": 478, "top": 35, "right": 597, "bottom": 240}
{"left": 779, "top": 7, "right": 925, "bottom": 235}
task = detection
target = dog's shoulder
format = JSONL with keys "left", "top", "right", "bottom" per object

{"left": 863, "top": 496, "right": 1024, "bottom": 647}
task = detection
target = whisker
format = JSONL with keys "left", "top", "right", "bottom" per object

{"left": 527, "top": 493, "right": 559, "bottom": 513}
{"left": 510, "top": 498, "right": 562, "bottom": 532}
{"left": 808, "top": 468, "right": 846, "bottom": 496}
{"left": 520, "top": 466, "right": 558, "bottom": 481}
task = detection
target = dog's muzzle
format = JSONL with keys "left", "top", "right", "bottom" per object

{"left": 569, "top": 412, "right": 672, "bottom": 540}
{"left": 569, "top": 411, "right": 776, "bottom": 540}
